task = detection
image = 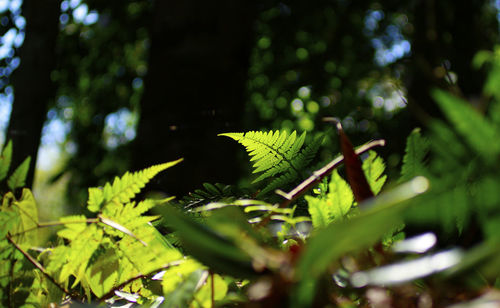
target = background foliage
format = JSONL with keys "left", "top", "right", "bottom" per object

{"left": 0, "top": 0, "right": 500, "bottom": 307}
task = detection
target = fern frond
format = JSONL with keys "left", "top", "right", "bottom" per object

{"left": 87, "top": 159, "right": 183, "bottom": 212}
{"left": 362, "top": 151, "right": 387, "bottom": 195}
{"left": 220, "top": 131, "right": 304, "bottom": 180}
{"left": 220, "top": 130, "right": 322, "bottom": 195}
{"left": 400, "top": 128, "right": 429, "bottom": 183}
{"left": 306, "top": 170, "right": 354, "bottom": 228}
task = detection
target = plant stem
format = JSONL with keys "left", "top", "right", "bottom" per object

{"left": 277, "top": 139, "right": 386, "bottom": 208}
{"left": 6, "top": 234, "right": 72, "bottom": 297}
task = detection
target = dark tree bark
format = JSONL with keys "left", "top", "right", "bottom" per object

{"left": 133, "top": 0, "right": 256, "bottom": 196}
{"left": 6, "top": 0, "right": 61, "bottom": 188}
{"left": 406, "top": 0, "right": 498, "bottom": 123}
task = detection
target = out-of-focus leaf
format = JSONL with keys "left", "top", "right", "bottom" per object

{"left": 350, "top": 248, "right": 463, "bottom": 287}
{"left": 433, "top": 89, "right": 500, "bottom": 161}
{"left": 293, "top": 177, "right": 429, "bottom": 307}
{"left": 156, "top": 206, "right": 259, "bottom": 278}
{"left": 162, "top": 269, "right": 206, "bottom": 308}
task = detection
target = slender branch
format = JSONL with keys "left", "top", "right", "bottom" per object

{"left": 210, "top": 271, "right": 215, "bottom": 308}
{"left": 98, "top": 260, "right": 184, "bottom": 301}
{"left": 277, "top": 139, "right": 386, "bottom": 209}
{"left": 6, "top": 234, "right": 72, "bottom": 297}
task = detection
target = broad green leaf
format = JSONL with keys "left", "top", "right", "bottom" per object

{"left": 9, "top": 189, "right": 38, "bottom": 247}
{"left": 7, "top": 156, "right": 31, "bottom": 191}
{"left": 432, "top": 89, "right": 500, "bottom": 161}
{"left": 0, "top": 140, "right": 12, "bottom": 181}
{"left": 0, "top": 211, "right": 18, "bottom": 238}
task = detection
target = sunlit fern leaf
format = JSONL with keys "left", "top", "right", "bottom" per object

{"left": 362, "top": 151, "right": 387, "bottom": 195}
{"left": 306, "top": 170, "right": 354, "bottom": 228}
{"left": 400, "top": 128, "right": 429, "bottom": 183}
{"left": 49, "top": 223, "right": 104, "bottom": 284}
{"left": 7, "top": 156, "right": 31, "bottom": 191}
{"left": 87, "top": 158, "right": 183, "bottom": 212}
{"left": 0, "top": 140, "right": 12, "bottom": 181}
{"left": 220, "top": 130, "right": 322, "bottom": 196}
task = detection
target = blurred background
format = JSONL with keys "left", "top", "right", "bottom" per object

{"left": 0, "top": 0, "right": 498, "bottom": 219}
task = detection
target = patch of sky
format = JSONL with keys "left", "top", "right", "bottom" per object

{"left": 72, "top": 3, "right": 99, "bottom": 25}
{"left": 0, "top": 86, "right": 13, "bottom": 142}
{"left": 8, "top": 0, "right": 20, "bottom": 13}
{"left": 0, "top": 0, "right": 8, "bottom": 13}
{"left": 103, "top": 108, "right": 138, "bottom": 149}
{"left": 364, "top": 9, "right": 411, "bottom": 66}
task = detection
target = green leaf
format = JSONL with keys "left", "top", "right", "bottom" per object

{"left": 400, "top": 128, "right": 429, "bottom": 183}
{"left": 10, "top": 189, "right": 39, "bottom": 247}
{"left": 294, "top": 177, "right": 429, "bottom": 307}
{"left": 157, "top": 206, "right": 258, "bottom": 278}
{"left": 0, "top": 140, "right": 12, "bottom": 181}
{"left": 306, "top": 170, "right": 354, "bottom": 228}
{"left": 7, "top": 156, "right": 31, "bottom": 191}
{"left": 220, "top": 130, "right": 322, "bottom": 195}
{"left": 362, "top": 151, "right": 386, "bottom": 195}
{"left": 163, "top": 269, "right": 206, "bottom": 308}
{"left": 87, "top": 158, "right": 183, "bottom": 212}
{"left": 432, "top": 89, "right": 500, "bottom": 161}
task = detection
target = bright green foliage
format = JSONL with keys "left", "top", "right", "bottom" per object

{"left": 400, "top": 128, "right": 429, "bottom": 183}
{"left": 1, "top": 159, "right": 197, "bottom": 306}
{"left": 87, "top": 158, "right": 183, "bottom": 212}
{"left": 220, "top": 130, "right": 323, "bottom": 195}
{"left": 362, "top": 150, "right": 387, "bottom": 195}
{"left": 306, "top": 170, "right": 353, "bottom": 228}
{"left": 0, "top": 187, "right": 39, "bottom": 306}
{"left": 306, "top": 151, "right": 385, "bottom": 229}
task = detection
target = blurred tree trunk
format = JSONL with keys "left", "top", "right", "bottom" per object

{"left": 6, "top": 0, "right": 61, "bottom": 188}
{"left": 133, "top": 0, "right": 256, "bottom": 195}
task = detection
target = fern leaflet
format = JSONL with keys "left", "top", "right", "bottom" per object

{"left": 220, "top": 130, "right": 322, "bottom": 195}
{"left": 87, "top": 158, "right": 183, "bottom": 212}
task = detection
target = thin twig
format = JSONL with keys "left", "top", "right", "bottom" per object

{"left": 257, "top": 139, "right": 385, "bottom": 228}
{"left": 98, "top": 260, "right": 184, "bottom": 301}
{"left": 277, "top": 139, "right": 386, "bottom": 209}
{"left": 6, "top": 234, "right": 72, "bottom": 297}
